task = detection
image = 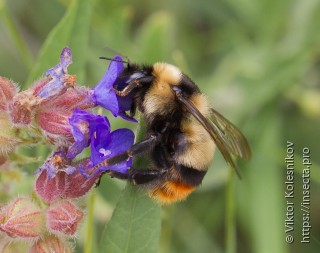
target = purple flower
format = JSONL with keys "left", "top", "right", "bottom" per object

{"left": 46, "top": 47, "right": 72, "bottom": 78}
{"left": 36, "top": 47, "right": 74, "bottom": 98}
{"left": 68, "top": 109, "right": 135, "bottom": 176}
{"left": 93, "top": 56, "right": 137, "bottom": 122}
{"left": 67, "top": 109, "right": 110, "bottom": 159}
{"left": 90, "top": 128, "right": 135, "bottom": 174}
{"left": 93, "top": 56, "right": 123, "bottom": 116}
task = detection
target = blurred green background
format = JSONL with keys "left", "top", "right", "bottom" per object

{"left": 1, "top": 0, "right": 320, "bottom": 252}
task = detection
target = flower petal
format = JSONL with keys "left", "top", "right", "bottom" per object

{"left": 90, "top": 128, "right": 134, "bottom": 174}
{"left": 106, "top": 129, "right": 135, "bottom": 155}
{"left": 67, "top": 109, "right": 110, "bottom": 159}
{"left": 93, "top": 56, "right": 124, "bottom": 116}
{"left": 94, "top": 89, "right": 119, "bottom": 116}
{"left": 118, "top": 111, "right": 138, "bottom": 123}
{"left": 37, "top": 47, "right": 73, "bottom": 99}
{"left": 45, "top": 47, "right": 72, "bottom": 78}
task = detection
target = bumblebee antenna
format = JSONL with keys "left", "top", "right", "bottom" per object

{"left": 101, "top": 45, "right": 130, "bottom": 64}
{"left": 99, "top": 56, "right": 129, "bottom": 64}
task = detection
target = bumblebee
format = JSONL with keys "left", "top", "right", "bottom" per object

{"left": 95, "top": 60, "right": 252, "bottom": 204}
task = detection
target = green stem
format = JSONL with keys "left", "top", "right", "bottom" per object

{"left": 84, "top": 190, "right": 96, "bottom": 253}
{"left": 225, "top": 170, "right": 236, "bottom": 253}
{"left": 0, "top": 0, "right": 33, "bottom": 71}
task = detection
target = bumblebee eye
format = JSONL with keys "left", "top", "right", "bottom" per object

{"left": 132, "top": 72, "right": 145, "bottom": 79}
{"left": 171, "top": 86, "right": 182, "bottom": 95}
{"left": 126, "top": 72, "right": 145, "bottom": 84}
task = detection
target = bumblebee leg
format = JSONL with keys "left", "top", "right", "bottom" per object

{"left": 92, "top": 134, "right": 160, "bottom": 170}
{"left": 114, "top": 76, "right": 155, "bottom": 96}
{"left": 114, "top": 80, "right": 140, "bottom": 96}
{"left": 130, "top": 100, "right": 136, "bottom": 117}
{"left": 120, "top": 110, "right": 136, "bottom": 121}
{"left": 95, "top": 170, "right": 129, "bottom": 188}
{"left": 109, "top": 168, "right": 165, "bottom": 185}
{"left": 107, "top": 170, "right": 129, "bottom": 180}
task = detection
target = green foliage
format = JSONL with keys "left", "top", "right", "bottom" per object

{"left": 1, "top": 0, "right": 320, "bottom": 252}
{"left": 100, "top": 184, "right": 161, "bottom": 253}
{"left": 100, "top": 115, "right": 161, "bottom": 253}
{"left": 26, "top": 0, "right": 93, "bottom": 85}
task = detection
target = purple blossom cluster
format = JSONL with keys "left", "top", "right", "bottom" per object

{"left": 0, "top": 47, "right": 135, "bottom": 252}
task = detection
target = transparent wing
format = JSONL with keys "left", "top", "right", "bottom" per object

{"left": 208, "top": 108, "right": 252, "bottom": 160}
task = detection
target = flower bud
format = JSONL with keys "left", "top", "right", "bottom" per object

{"left": 46, "top": 200, "right": 83, "bottom": 236}
{"left": 64, "top": 160, "right": 100, "bottom": 199}
{"left": 36, "top": 109, "right": 72, "bottom": 145}
{"left": 43, "top": 88, "right": 95, "bottom": 111}
{"left": 0, "top": 197, "right": 45, "bottom": 238}
{"left": 35, "top": 161, "right": 100, "bottom": 204}
{"left": 0, "top": 76, "right": 17, "bottom": 111}
{"left": 35, "top": 170, "right": 69, "bottom": 203}
{"left": 30, "top": 235, "right": 72, "bottom": 253}
{"left": 8, "top": 90, "right": 43, "bottom": 126}
{"left": 35, "top": 158, "right": 100, "bottom": 203}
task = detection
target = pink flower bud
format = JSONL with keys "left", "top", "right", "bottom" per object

{"left": 35, "top": 158, "right": 100, "bottom": 202}
{"left": 0, "top": 197, "right": 45, "bottom": 238}
{"left": 9, "top": 101, "right": 32, "bottom": 125}
{"left": 46, "top": 200, "right": 83, "bottom": 236}
{"left": 35, "top": 170, "right": 69, "bottom": 203}
{"left": 43, "top": 88, "right": 95, "bottom": 111}
{"left": 64, "top": 167, "right": 100, "bottom": 199}
{"left": 36, "top": 110, "right": 72, "bottom": 144}
{"left": 30, "top": 235, "right": 72, "bottom": 253}
{"left": 9, "top": 90, "right": 43, "bottom": 126}
{"left": 0, "top": 76, "right": 17, "bottom": 111}
{"left": 65, "top": 159, "right": 101, "bottom": 198}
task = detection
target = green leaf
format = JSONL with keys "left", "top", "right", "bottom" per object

{"left": 100, "top": 116, "right": 161, "bottom": 253}
{"left": 26, "top": 0, "right": 93, "bottom": 85}
{"left": 100, "top": 184, "right": 161, "bottom": 253}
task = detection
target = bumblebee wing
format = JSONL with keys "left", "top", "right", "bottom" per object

{"left": 208, "top": 108, "right": 252, "bottom": 160}
{"left": 174, "top": 91, "right": 251, "bottom": 177}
